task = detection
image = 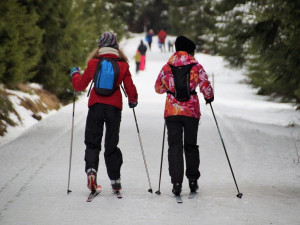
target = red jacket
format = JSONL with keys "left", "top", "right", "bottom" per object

{"left": 72, "top": 53, "right": 138, "bottom": 110}
{"left": 158, "top": 30, "right": 167, "bottom": 43}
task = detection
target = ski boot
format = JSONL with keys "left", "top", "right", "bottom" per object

{"left": 189, "top": 179, "right": 199, "bottom": 193}
{"left": 87, "top": 168, "right": 97, "bottom": 191}
{"left": 172, "top": 183, "right": 182, "bottom": 196}
{"left": 111, "top": 179, "right": 122, "bottom": 192}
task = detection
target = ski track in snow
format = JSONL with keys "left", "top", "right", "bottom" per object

{"left": 0, "top": 34, "right": 300, "bottom": 225}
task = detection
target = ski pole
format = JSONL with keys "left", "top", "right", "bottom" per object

{"left": 155, "top": 122, "right": 166, "bottom": 195}
{"left": 120, "top": 84, "right": 152, "bottom": 193}
{"left": 67, "top": 90, "right": 76, "bottom": 194}
{"left": 209, "top": 103, "right": 243, "bottom": 198}
{"left": 132, "top": 108, "right": 153, "bottom": 193}
{"left": 120, "top": 84, "right": 127, "bottom": 97}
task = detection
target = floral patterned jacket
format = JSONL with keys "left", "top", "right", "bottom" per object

{"left": 154, "top": 51, "right": 214, "bottom": 119}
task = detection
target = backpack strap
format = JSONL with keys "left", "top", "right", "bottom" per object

{"left": 166, "top": 89, "right": 197, "bottom": 96}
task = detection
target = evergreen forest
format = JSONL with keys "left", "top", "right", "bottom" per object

{"left": 1, "top": 0, "right": 299, "bottom": 110}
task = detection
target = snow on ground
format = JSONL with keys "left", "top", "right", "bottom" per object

{"left": 0, "top": 34, "right": 300, "bottom": 225}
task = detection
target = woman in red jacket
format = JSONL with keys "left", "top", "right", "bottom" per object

{"left": 155, "top": 36, "right": 214, "bottom": 196}
{"left": 70, "top": 32, "right": 138, "bottom": 193}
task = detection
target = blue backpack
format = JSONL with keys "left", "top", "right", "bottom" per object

{"left": 92, "top": 57, "right": 119, "bottom": 96}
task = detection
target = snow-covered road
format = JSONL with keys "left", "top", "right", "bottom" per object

{"left": 0, "top": 34, "right": 300, "bottom": 225}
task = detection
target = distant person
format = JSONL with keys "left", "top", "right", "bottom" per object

{"left": 158, "top": 29, "right": 167, "bottom": 52}
{"left": 134, "top": 50, "right": 141, "bottom": 73}
{"left": 154, "top": 35, "right": 214, "bottom": 197}
{"left": 145, "top": 29, "right": 154, "bottom": 50}
{"left": 70, "top": 32, "right": 138, "bottom": 195}
{"left": 137, "top": 40, "right": 147, "bottom": 70}
{"left": 158, "top": 39, "right": 162, "bottom": 51}
{"left": 168, "top": 40, "right": 174, "bottom": 52}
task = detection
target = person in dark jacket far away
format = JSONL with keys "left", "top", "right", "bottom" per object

{"left": 70, "top": 32, "right": 138, "bottom": 194}
{"left": 137, "top": 40, "right": 147, "bottom": 71}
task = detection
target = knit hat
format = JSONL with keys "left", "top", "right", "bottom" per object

{"left": 97, "top": 32, "right": 119, "bottom": 49}
{"left": 175, "top": 36, "right": 196, "bottom": 54}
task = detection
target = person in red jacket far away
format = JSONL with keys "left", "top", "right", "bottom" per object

{"left": 70, "top": 32, "right": 138, "bottom": 194}
{"left": 158, "top": 29, "right": 167, "bottom": 52}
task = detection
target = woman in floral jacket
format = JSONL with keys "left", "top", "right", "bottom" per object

{"left": 154, "top": 36, "right": 214, "bottom": 196}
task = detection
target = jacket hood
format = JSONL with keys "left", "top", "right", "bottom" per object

{"left": 168, "top": 51, "right": 198, "bottom": 67}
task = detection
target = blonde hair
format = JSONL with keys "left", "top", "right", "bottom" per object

{"left": 86, "top": 48, "right": 98, "bottom": 64}
{"left": 118, "top": 48, "right": 129, "bottom": 63}
{"left": 86, "top": 47, "right": 129, "bottom": 65}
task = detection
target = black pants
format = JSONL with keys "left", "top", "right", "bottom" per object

{"left": 84, "top": 103, "right": 122, "bottom": 180}
{"left": 165, "top": 116, "right": 200, "bottom": 184}
{"left": 148, "top": 41, "right": 152, "bottom": 50}
{"left": 136, "top": 62, "right": 140, "bottom": 72}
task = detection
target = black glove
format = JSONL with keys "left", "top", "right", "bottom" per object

{"left": 205, "top": 96, "right": 214, "bottom": 105}
{"left": 129, "top": 101, "right": 138, "bottom": 108}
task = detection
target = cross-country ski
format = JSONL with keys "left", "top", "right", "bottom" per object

{"left": 86, "top": 190, "right": 100, "bottom": 202}
{"left": 86, "top": 185, "right": 102, "bottom": 202}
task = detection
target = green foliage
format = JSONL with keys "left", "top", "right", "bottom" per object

{"left": 211, "top": 1, "right": 255, "bottom": 67}
{"left": 1, "top": 0, "right": 299, "bottom": 105}
{"left": 31, "top": 0, "right": 127, "bottom": 101}
{"left": 211, "top": 0, "right": 300, "bottom": 104}
{"left": 0, "top": 0, "right": 127, "bottom": 103}
{"left": 24, "top": 0, "right": 76, "bottom": 101}
{"left": 76, "top": 0, "right": 127, "bottom": 52}
{"left": 110, "top": 0, "right": 169, "bottom": 34}
{"left": 248, "top": 0, "right": 300, "bottom": 103}
{"left": 140, "top": 0, "right": 169, "bottom": 33}
{"left": 0, "top": 0, "right": 42, "bottom": 88}
{"left": 166, "top": 0, "right": 203, "bottom": 35}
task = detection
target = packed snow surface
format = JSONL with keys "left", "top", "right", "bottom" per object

{"left": 0, "top": 34, "right": 300, "bottom": 225}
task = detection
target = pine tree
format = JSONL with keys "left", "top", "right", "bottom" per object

{"left": 161, "top": 0, "right": 217, "bottom": 52}
{"left": 247, "top": 0, "right": 300, "bottom": 103}
{"left": 211, "top": 0, "right": 253, "bottom": 67}
{"left": 212, "top": 0, "right": 300, "bottom": 104}
{"left": 243, "top": 0, "right": 300, "bottom": 103}
{"left": 23, "top": 0, "right": 75, "bottom": 101}
{"left": 0, "top": 0, "right": 42, "bottom": 88}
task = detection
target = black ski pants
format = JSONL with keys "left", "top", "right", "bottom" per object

{"left": 84, "top": 103, "right": 122, "bottom": 180}
{"left": 165, "top": 115, "right": 200, "bottom": 184}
